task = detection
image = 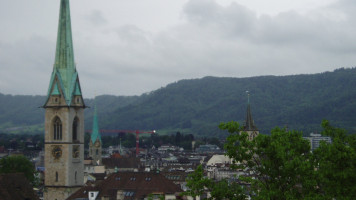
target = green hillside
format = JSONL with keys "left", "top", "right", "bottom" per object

{"left": 1, "top": 68, "right": 356, "bottom": 136}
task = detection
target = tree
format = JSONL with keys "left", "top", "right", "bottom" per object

{"left": 184, "top": 165, "right": 246, "bottom": 200}
{"left": 0, "top": 155, "right": 38, "bottom": 186}
{"left": 313, "top": 120, "right": 356, "bottom": 199}
{"left": 185, "top": 120, "right": 356, "bottom": 199}
{"left": 220, "top": 121, "right": 318, "bottom": 199}
{"left": 184, "top": 165, "right": 210, "bottom": 199}
{"left": 175, "top": 132, "right": 181, "bottom": 146}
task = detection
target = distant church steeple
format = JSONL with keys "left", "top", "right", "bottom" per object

{"left": 89, "top": 97, "right": 102, "bottom": 165}
{"left": 241, "top": 92, "right": 259, "bottom": 140}
{"left": 43, "top": 0, "right": 85, "bottom": 199}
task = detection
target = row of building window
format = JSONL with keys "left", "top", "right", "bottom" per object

{"left": 52, "top": 117, "right": 79, "bottom": 141}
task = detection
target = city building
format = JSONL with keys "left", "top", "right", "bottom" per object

{"left": 195, "top": 144, "right": 222, "bottom": 154}
{"left": 304, "top": 133, "right": 332, "bottom": 151}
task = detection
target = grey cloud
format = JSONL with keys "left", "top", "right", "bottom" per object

{"left": 2, "top": 0, "right": 356, "bottom": 98}
{"left": 181, "top": 0, "right": 356, "bottom": 54}
{"left": 0, "top": 35, "right": 54, "bottom": 95}
{"left": 183, "top": 0, "right": 257, "bottom": 37}
{"left": 85, "top": 10, "right": 108, "bottom": 26}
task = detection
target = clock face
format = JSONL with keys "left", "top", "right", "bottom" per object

{"left": 52, "top": 146, "right": 62, "bottom": 159}
{"left": 72, "top": 145, "right": 80, "bottom": 158}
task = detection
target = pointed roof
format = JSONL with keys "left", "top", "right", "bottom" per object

{"left": 242, "top": 93, "right": 258, "bottom": 131}
{"left": 91, "top": 98, "right": 102, "bottom": 144}
{"left": 45, "top": 0, "right": 83, "bottom": 106}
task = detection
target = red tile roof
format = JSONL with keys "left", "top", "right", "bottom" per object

{"left": 102, "top": 157, "right": 140, "bottom": 169}
{"left": 67, "top": 171, "right": 182, "bottom": 200}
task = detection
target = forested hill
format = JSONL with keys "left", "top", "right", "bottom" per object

{"left": 1, "top": 68, "right": 356, "bottom": 136}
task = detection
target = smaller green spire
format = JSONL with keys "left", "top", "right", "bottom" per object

{"left": 91, "top": 97, "right": 102, "bottom": 144}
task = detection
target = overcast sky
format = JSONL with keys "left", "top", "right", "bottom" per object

{"left": 1, "top": 0, "right": 355, "bottom": 98}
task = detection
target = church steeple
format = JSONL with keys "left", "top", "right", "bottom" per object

{"left": 45, "top": 0, "right": 83, "bottom": 106}
{"left": 91, "top": 98, "right": 102, "bottom": 144}
{"left": 243, "top": 92, "right": 258, "bottom": 131}
{"left": 43, "top": 1, "right": 85, "bottom": 199}
{"left": 89, "top": 97, "right": 102, "bottom": 165}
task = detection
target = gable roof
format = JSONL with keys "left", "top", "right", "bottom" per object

{"left": 67, "top": 172, "right": 182, "bottom": 200}
{"left": 102, "top": 157, "right": 140, "bottom": 169}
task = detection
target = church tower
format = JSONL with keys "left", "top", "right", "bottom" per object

{"left": 241, "top": 92, "right": 259, "bottom": 141}
{"left": 43, "top": 0, "right": 85, "bottom": 199}
{"left": 89, "top": 98, "right": 102, "bottom": 165}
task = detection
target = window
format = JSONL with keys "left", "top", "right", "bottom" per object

{"left": 75, "top": 171, "right": 77, "bottom": 183}
{"left": 96, "top": 149, "right": 98, "bottom": 155}
{"left": 53, "top": 117, "right": 62, "bottom": 140}
{"left": 55, "top": 172, "right": 58, "bottom": 182}
{"left": 72, "top": 117, "right": 78, "bottom": 141}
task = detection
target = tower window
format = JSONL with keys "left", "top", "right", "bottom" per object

{"left": 72, "top": 117, "right": 78, "bottom": 141}
{"left": 75, "top": 171, "right": 77, "bottom": 183}
{"left": 96, "top": 149, "right": 99, "bottom": 155}
{"left": 53, "top": 117, "right": 62, "bottom": 140}
{"left": 55, "top": 172, "right": 58, "bottom": 182}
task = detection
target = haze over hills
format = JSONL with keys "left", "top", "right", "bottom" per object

{"left": 1, "top": 67, "right": 356, "bottom": 137}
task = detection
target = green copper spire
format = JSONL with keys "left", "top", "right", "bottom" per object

{"left": 45, "top": 0, "right": 83, "bottom": 106}
{"left": 91, "top": 98, "right": 102, "bottom": 144}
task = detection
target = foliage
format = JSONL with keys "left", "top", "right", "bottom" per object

{"left": 184, "top": 165, "right": 246, "bottom": 200}
{"left": 0, "top": 155, "right": 38, "bottom": 186}
{"left": 146, "top": 193, "right": 165, "bottom": 200}
{"left": 185, "top": 120, "right": 356, "bottom": 199}
{"left": 221, "top": 122, "right": 318, "bottom": 199}
{"left": 313, "top": 120, "right": 356, "bottom": 199}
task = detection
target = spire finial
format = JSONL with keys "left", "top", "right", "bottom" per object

{"left": 246, "top": 91, "right": 250, "bottom": 104}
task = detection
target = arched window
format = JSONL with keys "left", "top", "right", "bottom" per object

{"left": 72, "top": 117, "right": 78, "bottom": 141}
{"left": 53, "top": 117, "right": 62, "bottom": 140}
{"left": 96, "top": 149, "right": 99, "bottom": 155}
{"left": 55, "top": 172, "right": 58, "bottom": 182}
